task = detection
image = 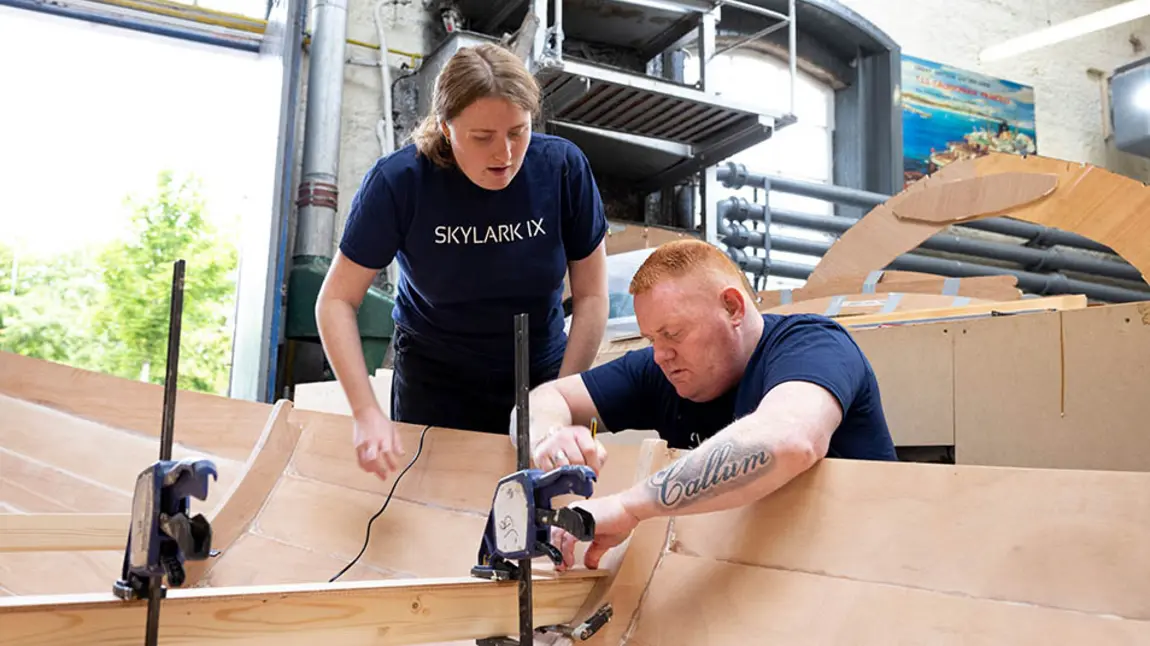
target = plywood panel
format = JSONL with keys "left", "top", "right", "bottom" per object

{"left": 851, "top": 324, "right": 954, "bottom": 446}
{"left": 0, "top": 449, "right": 130, "bottom": 513}
{"left": 0, "top": 351, "right": 269, "bottom": 460}
{"left": 954, "top": 301, "right": 1150, "bottom": 471}
{"left": 199, "top": 532, "right": 396, "bottom": 588}
{"left": 0, "top": 394, "right": 240, "bottom": 514}
{"left": 670, "top": 457, "right": 1150, "bottom": 620}
{"left": 254, "top": 474, "right": 487, "bottom": 579}
{"left": 628, "top": 552, "right": 1150, "bottom": 645}
{"left": 288, "top": 411, "right": 518, "bottom": 514}
{"left": 1060, "top": 301, "right": 1150, "bottom": 469}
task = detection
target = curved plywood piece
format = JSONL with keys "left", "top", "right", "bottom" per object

{"left": 806, "top": 152, "right": 1150, "bottom": 288}
{"left": 183, "top": 399, "right": 303, "bottom": 586}
{"left": 890, "top": 172, "right": 1060, "bottom": 224}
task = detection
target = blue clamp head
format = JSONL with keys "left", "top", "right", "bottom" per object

{"left": 113, "top": 458, "right": 218, "bottom": 600}
{"left": 471, "top": 464, "right": 597, "bottom": 581}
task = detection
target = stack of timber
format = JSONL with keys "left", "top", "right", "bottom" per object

{"left": 2, "top": 151, "right": 1150, "bottom": 644}
{"left": 1, "top": 351, "right": 1150, "bottom": 643}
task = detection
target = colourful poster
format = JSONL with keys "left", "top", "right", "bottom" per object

{"left": 901, "top": 54, "right": 1037, "bottom": 188}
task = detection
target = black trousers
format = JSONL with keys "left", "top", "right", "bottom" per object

{"left": 389, "top": 325, "right": 563, "bottom": 435}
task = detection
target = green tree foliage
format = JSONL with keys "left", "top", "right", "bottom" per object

{"left": 0, "top": 170, "right": 239, "bottom": 395}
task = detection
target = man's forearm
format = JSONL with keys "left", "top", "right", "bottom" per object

{"left": 558, "top": 293, "right": 608, "bottom": 378}
{"left": 618, "top": 420, "right": 820, "bottom": 521}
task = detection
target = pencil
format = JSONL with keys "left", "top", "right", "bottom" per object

{"left": 590, "top": 417, "right": 598, "bottom": 439}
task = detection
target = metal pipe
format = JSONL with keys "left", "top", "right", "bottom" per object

{"left": 717, "top": 162, "right": 1117, "bottom": 254}
{"left": 787, "top": 0, "right": 795, "bottom": 116}
{"left": 721, "top": 198, "right": 1147, "bottom": 284}
{"left": 725, "top": 230, "right": 1150, "bottom": 302}
{"left": 294, "top": 0, "right": 349, "bottom": 259}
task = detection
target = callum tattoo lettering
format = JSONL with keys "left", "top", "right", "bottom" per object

{"left": 647, "top": 440, "right": 774, "bottom": 510}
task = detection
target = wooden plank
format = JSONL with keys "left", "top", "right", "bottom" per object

{"left": 669, "top": 456, "right": 1150, "bottom": 620}
{"left": 0, "top": 514, "right": 128, "bottom": 552}
{"left": 890, "top": 172, "right": 1060, "bottom": 224}
{"left": 0, "top": 351, "right": 270, "bottom": 461}
{"left": 0, "top": 573, "right": 604, "bottom": 645}
{"left": 837, "top": 293, "right": 1085, "bottom": 328}
{"left": 763, "top": 291, "right": 992, "bottom": 317}
{"left": 627, "top": 552, "right": 1150, "bottom": 645}
{"left": 757, "top": 272, "right": 1022, "bottom": 309}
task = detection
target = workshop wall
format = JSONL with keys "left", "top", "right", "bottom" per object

{"left": 839, "top": 0, "right": 1150, "bottom": 180}
{"left": 319, "top": 0, "right": 1150, "bottom": 255}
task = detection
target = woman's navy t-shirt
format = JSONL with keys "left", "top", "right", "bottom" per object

{"left": 338, "top": 133, "right": 608, "bottom": 374}
{"left": 582, "top": 313, "right": 899, "bottom": 460}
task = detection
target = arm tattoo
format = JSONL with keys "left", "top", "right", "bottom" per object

{"left": 646, "top": 438, "right": 775, "bottom": 511}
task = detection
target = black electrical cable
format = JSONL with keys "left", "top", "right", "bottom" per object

{"left": 329, "top": 423, "right": 432, "bottom": 583}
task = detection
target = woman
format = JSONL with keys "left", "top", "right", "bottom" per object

{"left": 316, "top": 42, "right": 609, "bottom": 480}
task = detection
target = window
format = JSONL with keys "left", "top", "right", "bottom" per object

{"left": 684, "top": 47, "right": 837, "bottom": 291}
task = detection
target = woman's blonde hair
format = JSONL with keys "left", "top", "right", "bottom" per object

{"left": 411, "top": 43, "right": 542, "bottom": 168}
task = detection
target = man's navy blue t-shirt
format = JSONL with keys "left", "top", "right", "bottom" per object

{"left": 582, "top": 313, "right": 898, "bottom": 460}
{"left": 338, "top": 133, "right": 607, "bottom": 374}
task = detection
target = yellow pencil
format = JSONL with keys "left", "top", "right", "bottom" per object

{"left": 590, "top": 417, "right": 598, "bottom": 439}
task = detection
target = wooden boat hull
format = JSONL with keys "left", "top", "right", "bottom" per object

{"left": 5, "top": 151, "right": 1150, "bottom": 642}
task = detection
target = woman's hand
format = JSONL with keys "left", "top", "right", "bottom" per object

{"left": 353, "top": 408, "right": 405, "bottom": 480}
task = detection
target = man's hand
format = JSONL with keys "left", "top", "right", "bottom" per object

{"left": 532, "top": 425, "right": 608, "bottom": 474}
{"left": 551, "top": 494, "right": 640, "bottom": 572}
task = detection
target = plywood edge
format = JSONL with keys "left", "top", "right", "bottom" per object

{"left": 184, "top": 399, "right": 304, "bottom": 586}
{"left": 0, "top": 572, "right": 605, "bottom": 645}
{"left": 0, "top": 513, "right": 128, "bottom": 552}
{"left": 568, "top": 438, "right": 668, "bottom": 630}
{"left": 838, "top": 293, "right": 1086, "bottom": 328}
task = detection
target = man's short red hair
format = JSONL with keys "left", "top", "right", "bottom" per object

{"left": 629, "top": 239, "right": 758, "bottom": 300}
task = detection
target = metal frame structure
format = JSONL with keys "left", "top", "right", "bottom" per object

{"left": 436, "top": 0, "right": 798, "bottom": 195}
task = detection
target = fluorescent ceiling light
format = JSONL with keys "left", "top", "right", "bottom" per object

{"left": 979, "top": 0, "right": 1150, "bottom": 62}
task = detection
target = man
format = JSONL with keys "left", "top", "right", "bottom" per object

{"left": 513, "top": 239, "right": 897, "bottom": 571}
